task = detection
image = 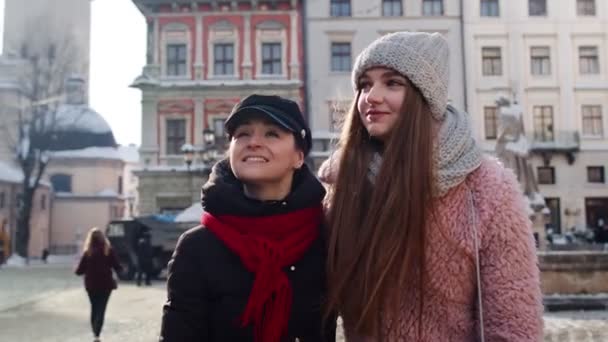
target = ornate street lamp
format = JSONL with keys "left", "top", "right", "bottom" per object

{"left": 203, "top": 129, "right": 215, "bottom": 148}
{"left": 180, "top": 143, "right": 195, "bottom": 171}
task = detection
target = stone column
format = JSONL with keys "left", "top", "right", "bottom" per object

{"left": 140, "top": 94, "right": 160, "bottom": 166}
{"left": 289, "top": 11, "right": 300, "bottom": 80}
{"left": 242, "top": 14, "right": 253, "bottom": 79}
{"left": 194, "top": 15, "right": 204, "bottom": 79}
{"left": 146, "top": 19, "right": 154, "bottom": 65}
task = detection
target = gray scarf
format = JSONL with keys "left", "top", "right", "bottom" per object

{"left": 368, "top": 105, "right": 482, "bottom": 197}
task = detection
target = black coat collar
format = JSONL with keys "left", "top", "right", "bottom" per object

{"left": 201, "top": 159, "right": 326, "bottom": 217}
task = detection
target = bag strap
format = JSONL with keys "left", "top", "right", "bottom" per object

{"left": 468, "top": 188, "right": 485, "bottom": 342}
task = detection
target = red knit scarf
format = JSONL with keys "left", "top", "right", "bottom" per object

{"left": 201, "top": 205, "right": 322, "bottom": 342}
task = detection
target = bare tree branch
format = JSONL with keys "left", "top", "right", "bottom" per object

{"left": 0, "top": 15, "right": 84, "bottom": 259}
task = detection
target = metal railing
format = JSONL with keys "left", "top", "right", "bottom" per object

{"left": 527, "top": 131, "right": 580, "bottom": 151}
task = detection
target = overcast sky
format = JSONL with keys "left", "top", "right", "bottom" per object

{"left": 0, "top": 0, "right": 146, "bottom": 146}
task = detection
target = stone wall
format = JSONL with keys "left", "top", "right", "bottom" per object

{"left": 539, "top": 251, "right": 608, "bottom": 294}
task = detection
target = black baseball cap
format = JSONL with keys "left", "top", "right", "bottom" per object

{"left": 225, "top": 94, "right": 312, "bottom": 155}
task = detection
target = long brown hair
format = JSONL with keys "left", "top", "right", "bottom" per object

{"left": 325, "top": 76, "right": 436, "bottom": 337}
{"left": 82, "top": 227, "right": 111, "bottom": 256}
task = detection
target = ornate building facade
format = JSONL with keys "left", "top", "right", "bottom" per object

{"left": 131, "top": 0, "right": 306, "bottom": 214}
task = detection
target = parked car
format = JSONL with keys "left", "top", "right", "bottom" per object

{"left": 106, "top": 216, "right": 192, "bottom": 280}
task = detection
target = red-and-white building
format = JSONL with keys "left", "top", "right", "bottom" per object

{"left": 131, "top": 0, "right": 306, "bottom": 215}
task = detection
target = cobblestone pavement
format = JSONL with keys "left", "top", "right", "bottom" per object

{"left": 1, "top": 265, "right": 607, "bottom": 341}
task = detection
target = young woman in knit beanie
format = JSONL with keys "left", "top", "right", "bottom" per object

{"left": 319, "top": 32, "right": 543, "bottom": 341}
{"left": 160, "top": 94, "right": 336, "bottom": 342}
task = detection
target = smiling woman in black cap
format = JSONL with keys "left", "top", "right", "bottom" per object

{"left": 160, "top": 94, "right": 336, "bottom": 342}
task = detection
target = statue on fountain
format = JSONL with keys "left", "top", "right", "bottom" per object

{"left": 494, "top": 97, "right": 549, "bottom": 249}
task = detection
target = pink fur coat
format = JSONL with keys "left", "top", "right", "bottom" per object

{"left": 320, "top": 156, "right": 544, "bottom": 341}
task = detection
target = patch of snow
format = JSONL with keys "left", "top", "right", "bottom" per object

{"left": 97, "top": 188, "right": 119, "bottom": 197}
{"left": 522, "top": 196, "right": 534, "bottom": 216}
{"left": 0, "top": 161, "right": 24, "bottom": 183}
{"left": 530, "top": 192, "right": 546, "bottom": 206}
{"left": 175, "top": 203, "right": 205, "bottom": 223}
{"left": 50, "top": 147, "right": 123, "bottom": 160}
{"left": 18, "top": 124, "right": 31, "bottom": 160}
{"left": 5, "top": 255, "right": 27, "bottom": 267}
{"left": 53, "top": 104, "right": 112, "bottom": 134}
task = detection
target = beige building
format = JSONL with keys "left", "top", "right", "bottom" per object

{"left": 463, "top": 0, "right": 608, "bottom": 233}
{"left": 46, "top": 147, "right": 132, "bottom": 255}
{"left": 0, "top": 161, "right": 52, "bottom": 260}
{"left": 305, "top": 0, "right": 466, "bottom": 167}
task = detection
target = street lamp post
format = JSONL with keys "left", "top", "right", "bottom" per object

{"left": 181, "top": 143, "right": 195, "bottom": 201}
{"left": 202, "top": 129, "right": 217, "bottom": 167}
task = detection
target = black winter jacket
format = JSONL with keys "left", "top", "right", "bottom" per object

{"left": 159, "top": 160, "right": 336, "bottom": 342}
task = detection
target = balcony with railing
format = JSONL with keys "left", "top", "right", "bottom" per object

{"left": 527, "top": 131, "right": 580, "bottom": 164}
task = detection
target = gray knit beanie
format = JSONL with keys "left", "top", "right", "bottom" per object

{"left": 352, "top": 31, "right": 450, "bottom": 120}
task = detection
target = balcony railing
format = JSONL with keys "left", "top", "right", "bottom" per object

{"left": 527, "top": 131, "right": 580, "bottom": 164}
{"left": 527, "top": 131, "right": 580, "bottom": 152}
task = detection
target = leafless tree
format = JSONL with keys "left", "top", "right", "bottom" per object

{"left": 0, "top": 19, "right": 85, "bottom": 259}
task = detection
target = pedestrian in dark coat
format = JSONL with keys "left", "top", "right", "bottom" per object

{"left": 135, "top": 232, "right": 153, "bottom": 286}
{"left": 160, "top": 94, "right": 336, "bottom": 342}
{"left": 75, "top": 227, "right": 122, "bottom": 342}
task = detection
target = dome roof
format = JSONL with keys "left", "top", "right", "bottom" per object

{"left": 44, "top": 104, "right": 117, "bottom": 151}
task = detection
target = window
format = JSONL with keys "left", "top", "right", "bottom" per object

{"left": 545, "top": 198, "right": 561, "bottom": 234}
{"left": 330, "top": 0, "right": 351, "bottom": 16}
{"left": 213, "top": 43, "right": 234, "bottom": 76}
{"left": 482, "top": 47, "right": 502, "bottom": 76}
{"left": 118, "top": 176, "right": 123, "bottom": 195}
{"left": 484, "top": 106, "right": 498, "bottom": 140}
{"left": 529, "top": 0, "right": 547, "bottom": 16}
{"left": 166, "top": 119, "right": 186, "bottom": 155}
{"left": 166, "top": 44, "right": 187, "bottom": 76}
{"left": 582, "top": 105, "right": 603, "bottom": 137}
{"left": 587, "top": 166, "right": 605, "bottom": 183}
{"left": 530, "top": 46, "right": 551, "bottom": 76}
{"left": 579, "top": 46, "right": 600, "bottom": 74}
{"left": 262, "top": 43, "right": 282, "bottom": 75}
{"left": 423, "top": 0, "right": 444, "bottom": 16}
{"left": 537, "top": 166, "right": 555, "bottom": 185}
{"left": 383, "top": 0, "right": 403, "bottom": 16}
{"left": 40, "top": 194, "right": 46, "bottom": 210}
{"left": 0, "top": 192, "right": 5, "bottom": 209}
{"left": 577, "top": 0, "right": 596, "bottom": 16}
{"left": 480, "top": 0, "right": 499, "bottom": 17}
{"left": 331, "top": 42, "right": 351, "bottom": 72}
{"left": 533, "top": 106, "right": 554, "bottom": 141}
{"left": 50, "top": 174, "right": 72, "bottom": 193}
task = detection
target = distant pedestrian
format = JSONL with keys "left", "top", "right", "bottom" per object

{"left": 41, "top": 248, "right": 49, "bottom": 263}
{"left": 75, "top": 227, "right": 122, "bottom": 342}
{"left": 135, "top": 232, "right": 153, "bottom": 286}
